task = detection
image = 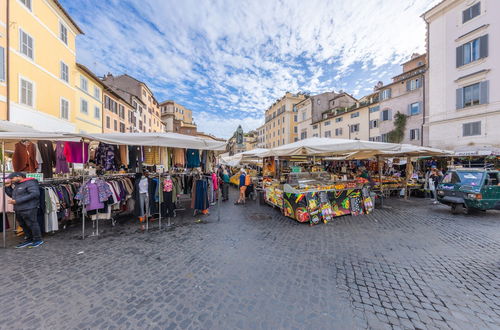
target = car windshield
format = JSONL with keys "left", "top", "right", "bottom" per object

{"left": 456, "top": 171, "right": 484, "bottom": 186}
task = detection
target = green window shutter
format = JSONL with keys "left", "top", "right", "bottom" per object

{"left": 456, "top": 45, "right": 464, "bottom": 67}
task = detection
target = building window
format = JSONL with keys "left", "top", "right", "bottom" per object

{"left": 335, "top": 117, "right": 343, "bottom": 123}
{"left": 20, "top": 0, "right": 32, "bottom": 10}
{"left": 335, "top": 128, "right": 342, "bottom": 136}
{"left": 457, "top": 81, "right": 489, "bottom": 109}
{"left": 114, "top": 120, "right": 117, "bottom": 131}
{"left": 457, "top": 35, "right": 488, "bottom": 67}
{"left": 381, "top": 109, "right": 392, "bottom": 121}
{"left": 325, "top": 131, "right": 331, "bottom": 138}
{"left": 60, "top": 98, "right": 69, "bottom": 120}
{"left": 406, "top": 78, "right": 422, "bottom": 91}
{"left": 80, "top": 99, "right": 88, "bottom": 114}
{"left": 410, "top": 128, "right": 420, "bottom": 140}
{"left": 300, "top": 131, "right": 307, "bottom": 140}
{"left": 350, "top": 112, "right": 359, "bottom": 118}
{"left": 294, "top": 115, "right": 297, "bottom": 122}
{"left": 60, "top": 23, "right": 68, "bottom": 45}
{"left": 106, "top": 116, "right": 110, "bottom": 129}
{"left": 369, "top": 105, "right": 380, "bottom": 113}
{"left": 463, "top": 2, "right": 480, "bottom": 23}
{"left": 312, "top": 124, "right": 318, "bottom": 130}
{"left": 20, "top": 78, "right": 34, "bottom": 107}
{"left": 409, "top": 102, "right": 421, "bottom": 116}
{"left": 302, "top": 111, "right": 306, "bottom": 121}
{"left": 119, "top": 123, "right": 125, "bottom": 133}
{"left": 119, "top": 105, "right": 125, "bottom": 119}
{"left": 369, "top": 120, "right": 378, "bottom": 129}
{"left": 282, "top": 127, "right": 285, "bottom": 134}
{"left": 381, "top": 133, "right": 389, "bottom": 142}
{"left": 380, "top": 89, "right": 391, "bottom": 100}
{"left": 350, "top": 124, "right": 360, "bottom": 133}
{"left": 94, "top": 106, "right": 100, "bottom": 119}
{"left": 80, "top": 76, "right": 88, "bottom": 92}
{"left": 0, "top": 47, "right": 4, "bottom": 81}
{"left": 294, "top": 137, "right": 298, "bottom": 142}
{"left": 324, "top": 121, "right": 331, "bottom": 126}
{"left": 94, "top": 86, "right": 100, "bottom": 100}
{"left": 19, "top": 29, "right": 34, "bottom": 60}
{"left": 60, "top": 61, "right": 69, "bottom": 82}
{"left": 317, "top": 99, "right": 321, "bottom": 105}
{"left": 463, "top": 121, "right": 481, "bottom": 136}
{"left": 293, "top": 126, "right": 297, "bottom": 133}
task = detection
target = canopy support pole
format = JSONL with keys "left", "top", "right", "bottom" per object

{"left": 377, "top": 155, "right": 384, "bottom": 208}
{"left": 158, "top": 147, "right": 162, "bottom": 231}
{"left": 405, "top": 156, "right": 411, "bottom": 200}
{"left": 2, "top": 140, "right": 6, "bottom": 248}
{"left": 81, "top": 139, "right": 85, "bottom": 240}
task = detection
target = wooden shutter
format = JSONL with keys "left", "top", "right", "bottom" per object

{"left": 479, "top": 81, "right": 489, "bottom": 104}
{"left": 456, "top": 45, "right": 463, "bottom": 67}
{"left": 418, "top": 102, "right": 422, "bottom": 114}
{"left": 456, "top": 88, "right": 464, "bottom": 109}
{"left": 479, "top": 34, "right": 488, "bottom": 59}
{"left": 472, "top": 2, "right": 480, "bottom": 18}
{"left": 463, "top": 123, "right": 469, "bottom": 136}
{"left": 406, "top": 80, "right": 411, "bottom": 91}
{"left": 388, "top": 109, "right": 392, "bottom": 120}
{"left": 407, "top": 104, "right": 412, "bottom": 116}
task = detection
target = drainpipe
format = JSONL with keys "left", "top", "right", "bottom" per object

{"left": 6, "top": 0, "right": 10, "bottom": 121}
{"left": 422, "top": 18, "right": 430, "bottom": 147}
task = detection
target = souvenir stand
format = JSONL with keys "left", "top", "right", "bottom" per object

{"left": 0, "top": 132, "right": 226, "bottom": 248}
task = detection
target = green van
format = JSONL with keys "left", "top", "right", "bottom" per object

{"left": 437, "top": 169, "right": 500, "bottom": 214}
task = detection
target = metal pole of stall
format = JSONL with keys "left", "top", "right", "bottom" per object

{"left": 158, "top": 147, "right": 162, "bottom": 230}
{"left": 81, "top": 139, "right": 85, "bottom": 240}
{"left": 377, "top": 155, "right": 384, "bottom": 208}
{"left": 217, "top": 178, "right": 221, "bottom": 222}
{"left": 2, "top": 140, "right": 6, "bottom": 248}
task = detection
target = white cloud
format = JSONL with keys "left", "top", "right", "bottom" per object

{"left": 65, "top": 0, "right": 440, "bottom": 138}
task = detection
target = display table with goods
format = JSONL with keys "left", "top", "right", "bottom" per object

{"left": 263, "top": 172, "right": 374, "bottom": 226}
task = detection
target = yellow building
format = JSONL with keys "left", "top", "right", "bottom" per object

{"left": 264, "top": 92, "right": 306, "bottom": 148}
{"left": 75, "top": 63, "right": 103, "bottom": 133}
{"left": 5, "top": 0, "right": 84, "bottom": 132}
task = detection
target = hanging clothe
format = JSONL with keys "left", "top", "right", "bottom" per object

{"left": 172, "top": 148, "right": 185, "bottom": 167}
{"left": 12, "top": 141, "right": 38, "bottom": 172}
{"left": 144, "top": 146, "right": 160, "bottom": 165}
{"left": 63, "top": 142, "right": 89, "bottom": 164}
{"left": 119, "top": 145, "right": 128, "bottom": 167}
{"left": 55, "top": 142, "right": 70, "bottom": 174}
{"left": 95, "top": 143, "right": 118, "bottom": 171}
{"left": 128, "top": 146, "right": 144, "bottom": 172}
{"left": 37, "top": 140, "right": 56, "bottom": 178}
{"left": 186, "top": 149, "right": 200, "bottom": 168}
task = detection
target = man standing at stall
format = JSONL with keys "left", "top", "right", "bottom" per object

{"left": 235, "top": 169, "right": 247, "bottom": 205}
{"left": 4, "top": 172, "right": 43, "bottom": 248}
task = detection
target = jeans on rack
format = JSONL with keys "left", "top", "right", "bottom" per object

{"left": 16, "top": 208, "right": 42, "bottom": 242}
{"left": 138, "top": 193, "right": 149, "bottom": 217}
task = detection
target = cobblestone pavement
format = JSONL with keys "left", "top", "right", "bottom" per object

{"left": 1, "top": 188, "right": 499, "bottom": 329}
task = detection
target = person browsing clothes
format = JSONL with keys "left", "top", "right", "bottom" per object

{"left": 4, "top": 172, "right": 43, "bottom": 248}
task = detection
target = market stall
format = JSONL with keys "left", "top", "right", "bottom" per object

{"left": 0, "top": 132, "right": 226, "bottom": 248}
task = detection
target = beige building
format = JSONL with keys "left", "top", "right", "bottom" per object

{"left": 102, "top": 81, "right": 135, "bottom": 133}
{"left": 375, "top": 54, "right": 427, "bottom": 145}
{"left": 75, "top": 64, "right": 103, "bottom": 133}
{"left": 314, "top": 93, "right": 361, "bottom": 140}
{"left": 296, "top": 92, "right": 336, "bottom": 140}
{"left": 160, "top": 100, "right": 197, "bottom": 134}
{"left": 256, "top": 124, "right": 266, "bottom": 148}
{"left": 102, "top": 74, "right": 164, "bottom": 133}
{"left": 264, "top": 92, "right": 307, "bottom": 148}
{"left": 423, "top": 0, "right": 499, "bottom": 151}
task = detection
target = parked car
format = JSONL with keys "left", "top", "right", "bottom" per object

{"left": 437, "top": 169, "right": 500, "bottom": 214}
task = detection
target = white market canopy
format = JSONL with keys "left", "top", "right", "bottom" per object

{"left": 0, "top": 120, "right": 38, "bottom": 132}
{"left": 0, "top": 132, "right": 226, "bottom": 150}
{"left": 259, "top": 138, "right": 453, "bottom": 158}
{"left": 219, "top": 148, "right": 269, "bottom": 167}
{"left": 260, "top": 138, "right": 402, "bottom": 157}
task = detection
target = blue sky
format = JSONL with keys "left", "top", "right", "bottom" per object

{"left": 61, "top": 0, "right": 439, "bottom": 138}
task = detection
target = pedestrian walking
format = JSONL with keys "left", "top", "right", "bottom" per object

{"left": 235, "top": 169, "right": 247, "bottom": 205}
{"left": 222, "top": 169, "right": 230, "bottom": 201}
{"left": 4, "top": 172, "right": 43, "bottom": 248}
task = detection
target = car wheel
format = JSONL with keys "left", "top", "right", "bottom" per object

{"left": 451, "top": 203, "right": 464, "bottom": 215}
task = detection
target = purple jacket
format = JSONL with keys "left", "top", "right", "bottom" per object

{"left": 76, "top": 178, "right": 112, "bottom": 205}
